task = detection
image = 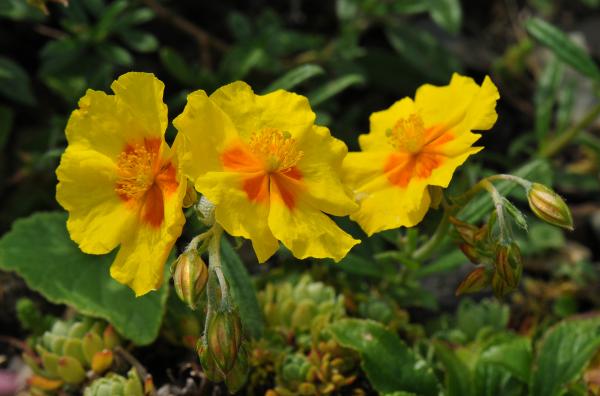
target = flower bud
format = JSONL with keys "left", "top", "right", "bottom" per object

{"left": 459, "top": 243, "right": 481, "bottom": 264}
{"left": 492, "top": 272, "right": 511, "bottom": 299}
{"left": 225, "top": 343, "right": 249, "bottom": 394}
{"left": 172, "top": 250, "right": 208, "bottom": 310}
{"left": 495, "top": 243, "right": 522, "bottom": 289}
{"left": 455, "top": 267, "right": 491, "bottom": 296}
{"left": 197, "top": 341, "right": 225, "bottom": 382}
{"left": 527, "top": 183, "right": 574, "bottom": 230}
{"left": 449, "top": 217, "right": 479, "bottom": 245}
{"left": 207, "top": 310, "right": 243, "bottom": 373}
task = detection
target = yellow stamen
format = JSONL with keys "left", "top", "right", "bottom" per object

{"left": 115, "top": 143, "right": 157, "bottom": 201}
{"left": 387, "top": 113, "right": 426, "bottom": 153}
{"left": 248, "top": 128, "right": 303, "bottom": 172}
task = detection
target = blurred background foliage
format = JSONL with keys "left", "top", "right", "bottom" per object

{"left": 2, "top": 0, "right": 600, "bottom": 394}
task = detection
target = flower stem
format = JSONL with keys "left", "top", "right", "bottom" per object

{"left": 481, "top": 180, "right": 509, "bottom": 243}
{"left": 539, "top": 102, "right": 600, "bottom": 158}
{"left": 207, "top": 224, "right": 229, "bottom": 307}
{"left": 412, "top": 208, "right": 450, "bottom": 261}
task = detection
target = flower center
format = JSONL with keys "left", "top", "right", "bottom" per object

{"left": 386, "top": 113, "right": 426, "bottom": 154}
{"left": 248, "top": 128, "right": 303, "bottom": 173}
{"left": 115, "top": 141, "right": 159, "bottom": 201}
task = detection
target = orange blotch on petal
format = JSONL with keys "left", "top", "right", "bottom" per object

{"left": 115, "top": 137, "right": 178, "bottom": 228}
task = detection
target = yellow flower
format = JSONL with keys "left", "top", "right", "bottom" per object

{"left": 174, "top": 81, "right": 359, "bottom": 262}
{"left": 343, "top": 73, "right": 500, "bottom": 235}
{"left": 56, "top": 72, "right": 186, "bottom": 296}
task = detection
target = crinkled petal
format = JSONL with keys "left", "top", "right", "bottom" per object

{"left": 65, "top": 72, "right": 167, "bottom": 159}
{"left": 110, "top": 168, "right": 186, "bottom": 296}
{"left": 195, "top": 171, "right": 279, "bottom": 262}
{"left": 415, "top": 73, "right": 499, "bottom": 134}
{"left": 173, "top": 89, "right": 239, "bottom": 180}
{"left": 359, "top": 98, "right": 416, "bottom": 152}
{"left": 297, "top": 126, "right": 358, "bottom": 216}
{"left": 268, "top": 181, "right": 359, "bottom": 261}
{"left": 110, "top": 72, "right": 168, "bottom": 137}
{"left": 209, "top": 81, "right": 315, "bottom": 141}
{"left": 56, "top": 146, "right": 137, "bottom": 254}
{"left": 343, "top": 152, "right": 431, "bottom": 235}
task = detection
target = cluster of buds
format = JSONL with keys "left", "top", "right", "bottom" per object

{"left": 453, "top": 181, "right": 573, "bottom": 298}
{"left": 197, "top": 308, "right": 249, "bottom": 393}
{"left": 452, "top": 216, "right": 523, "bottom": 298}
{"left": 24, "top": 318, "right": 121, "bottom": 395}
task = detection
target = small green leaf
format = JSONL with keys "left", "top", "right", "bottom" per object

{"left": 502, "top": 198, "right": 528, "bottom": 231}
{"left": 0, "top": 212, "right": 169, "bottom": 345}
{"left": 307, "top": 74, "right": 365, "bottom": 107}
{"left": 262, "top": 64, "right": 325, "bottom": 94}
{"left": 428, "top": 0, "right": 462, "bottom": 34}
{"left": 530, "top": 316, "right": 600, "bottom": 396}
{"left": 119, "top": 29, "right": 159, "bottom": 53}
{"left": 220, "top": 239, "right": 265, "bottom": 339}
{"left": 525, "top": 18, "right": 600, "bottom": 81}
{"left": 478, "top": 336, "right": 532, "bottom": 383}
{"left": 0, "top": 56, "right": 35, "bottom": 105}
{"left": 433, "top": 342, "right": 474, "bottom": 396}
{"left": 93, "top": 0, "right": 129, "bottom": 41}
{"left": 329, "top": 319, "right": 440, "bottom": 395}
{"left": 97, "top": 44, "right": 133, "bottom": 66}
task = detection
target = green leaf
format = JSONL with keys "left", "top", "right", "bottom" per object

{"left": 502, "top": 198, "right": 528, "bottom": 231}
{"left": 97, "top": 44, "right": 133, "bottom": 66}
{"left": 534, "top": 57, "right": 563, "bottom": 141}
{"left": 0, "top": 212, "right": 169, "bottom": 345}
{"left": 428, "top": 0, "right": 462, "bottom": 34}
{"left": 220, "top": 238, "right": 265, "bottom": 339}
{"left": 433, "top": 342, "right": 474, "bottom": 396}
{"left": 525, "top": 18, "right": 600, "bottom": 81}
{"left": 329, "top": 319, "right": 440, "bottom": 395}
{"left": 262, "top": 64, "right": 325, "bottom": 94}
{"left": 119, "top": 29, "right": 159, "bottom": 53}
{"left": 530, "top": 316, "right": 600, "bottom": 396}
{"left": 478, "top": 337, "right": 532, "bottom": 383}
{"left": 334, "top": 253, "right": 384, "bottom": 278}
{"left": 0, "top": 56, "right": 35, "bottom": 105}
{"left": 93, "top": 0, "right": 129, "bottom": 41}
{"left": 307, "top": 74, "right": 365, "bottom": 107}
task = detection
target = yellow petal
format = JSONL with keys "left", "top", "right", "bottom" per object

{"left": 65, "top": 73, "right": 167, "bottom": 160}
{"left": 56, "top": 146, "right": 136, "bottom": 254}
{"left": 359, "top": 98, "right": 416, "bottom": 152}
{"left": 110, "top": 72, "right": 168, "bottom": 137}
{"left": 195, "top": 171, "right": 279, "bottom": 262}
{"left": 297, "top": 126, "right": 358, "bottom": 216}
{"left": 209, "top": 81, "right": 315, "bottom": 141}
{"left": 173, "top": 89, "right": 238, "bottom": 181}
{"left": 343, "top": 152, "right": 431, "bottom": 235}
{"left": 415, "top": 73, "right": 499, "bottom": 134}
{"left": 110, "top": 169, "right": 186, "bottom": 296}
{"left": 268, "top": 181, "right": 359, "bottom": 261}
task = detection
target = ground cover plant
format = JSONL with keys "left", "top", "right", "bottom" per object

{"left": 1, "top": 0, "right": 600, "bottom": 395}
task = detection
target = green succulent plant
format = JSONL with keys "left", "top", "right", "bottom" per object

{"left": 83, "top": 368, "right": 143, "bottom": 396}
{"left": 24, "top": 317, "right": 121, "bottom": 394}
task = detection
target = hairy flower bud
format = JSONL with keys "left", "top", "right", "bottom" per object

{"left": 207, "top": 310, "right": 243, "bottom": 373}
{"left": 196, "top": 196, "right": 216, "bottom": 226}
{"left": 225, "top": 343, "right": 249, "bottom": 393}
{"left": 172, "top": 250, "right": 208, "bottom": 310}
{"left": 495, "top": 243, "right": 522, "bottom": 289}
{"left": 450, "top": 217, "right": 479, "bottom": 245}
{"left": 527, "top": 183, "right": 574, "bottom": 230}
{"left": 456, "top": 267, "right": 491, "bottom": 295}
{"left": 197, "top": 341, "right": 225, "bottom": 382}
